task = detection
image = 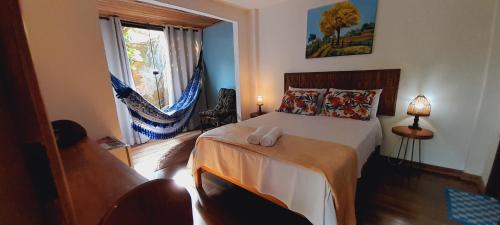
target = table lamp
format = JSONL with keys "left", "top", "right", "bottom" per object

{"left": 256, "top": 96, "right": 264, "bottom": 113}
{"left": 407, "top": 95, "right": 431, "bottom": 130}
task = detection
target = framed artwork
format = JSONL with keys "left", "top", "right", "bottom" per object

{"left": 306, "top": 0, "right": 378, "bottom": 58}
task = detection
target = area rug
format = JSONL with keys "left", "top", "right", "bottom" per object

{"left": 445, "top": 188, "right": 500, "bottom": 225}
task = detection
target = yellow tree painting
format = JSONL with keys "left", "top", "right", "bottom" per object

{"left": 306, "top": 0, "right": 378, "bottom": 58}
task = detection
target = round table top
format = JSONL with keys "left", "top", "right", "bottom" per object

{"left": 392, "top": 126, "right": 434, "bottom": 139}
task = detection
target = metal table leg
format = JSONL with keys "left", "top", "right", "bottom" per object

{"left": 402, "top": 137, "right": 410, "bottom": 165}
{"left": 395, "top": 136, "right": 405, "bottom": 163}
{"left": 411, "top": 139, "right": 415, "bottom": 169}
{"left": 419, "top": 139, "right": 422, "bottom": 169}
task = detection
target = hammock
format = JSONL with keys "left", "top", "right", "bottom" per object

{"left": 110, "top": 58, "right": 204, "bottom": 140}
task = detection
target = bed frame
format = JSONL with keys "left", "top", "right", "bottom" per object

{"left": 195, "top": 69, "right": 401, "bottom": 209}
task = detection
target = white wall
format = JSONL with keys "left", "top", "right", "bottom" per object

{"left": 256, "top": 0, "right": 497, "bottom": 171}
{"left": 20, "top": 0, "right": 121, "bottom": 139}
{"left": 19, "top": 0, "right": 255, "bottom": 140}
{"left": 465, "top": 0, "right": 500, "bottom": 183}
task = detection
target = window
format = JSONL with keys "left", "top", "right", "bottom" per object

{"left": 122, "top": 25, "right": 168, "bottom": 109}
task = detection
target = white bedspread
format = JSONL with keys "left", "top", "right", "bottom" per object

{"left": 190, "top": 112, "right": 383, "bottom": 225}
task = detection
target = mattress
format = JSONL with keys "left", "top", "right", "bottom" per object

{"left": 240, "top": 112, "right": 383, "bottom": 176}
{"left": 190, "top": 112, "right": 383, "bottom": 225}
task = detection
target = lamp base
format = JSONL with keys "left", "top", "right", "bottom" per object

{"left": 408, "top": 125, "right": 422, "bottom": 130}
{"left": 408, "top": 115, "right": 422, "bottom": 130}
{"left": 258, "top": 105, "right": 262, "bottom": 114}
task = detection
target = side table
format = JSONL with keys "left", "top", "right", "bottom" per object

{"left": 391, "top": 126, "right": 434, "bottom": 169}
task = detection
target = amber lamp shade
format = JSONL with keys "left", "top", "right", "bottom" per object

{"left": 256, "top": 96, "right": 264, "bottom": 113}
{"left": 407, "top": 95, "right": 431, "bottom": 130}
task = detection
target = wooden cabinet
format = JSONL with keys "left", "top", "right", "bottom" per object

{"left": 61, "top": 139, "right": 146, "bottom": 225}
{"left": 98, "top": 137, "right": 132, "bottom": 167}
{"left": 1, "top": 2, "right": 149, "bottom": 225}
{"left": 1, "top": 1, "right": 76, "bottom": 224}
{"left": 109, "top": 147, "right": 132, "bottom": 166}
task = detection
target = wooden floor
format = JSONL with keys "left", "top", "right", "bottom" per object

{"left": 130, "top": 130, "right": 200, "bottom": 179}
{"left": 131, "top": 133, "right": 479, "bottom": 225}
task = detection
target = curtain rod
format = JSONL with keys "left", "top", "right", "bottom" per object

{"left": 99, "top": 16, "right": 201, "bottom": 31}
{"left": 121, "top": 20, "right": 165, "bottom": 31}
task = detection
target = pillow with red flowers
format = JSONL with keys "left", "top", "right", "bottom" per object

{"left": 276, "top": 90, "right": 320, "bottom": 116}
{"left": 320, "top": 89, "right": 376, "bottom": 121}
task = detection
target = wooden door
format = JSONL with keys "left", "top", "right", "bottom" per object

{"left": 485, "top": 139, "right": 500, "bottom": 199}
{"left": 0, "top": 0, "right": 76, "bottom": 224}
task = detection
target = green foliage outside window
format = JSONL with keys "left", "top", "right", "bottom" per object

{"left": 122, "top": 26, "right": 168, "bottom": 109}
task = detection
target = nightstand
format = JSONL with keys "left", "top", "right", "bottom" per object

{"left": 250, "top": 111, "right": 267, "bottom": 118}
{"left": 97, "top": 136, "right": 132, "bottom": 167}
{"left": 391, "top": 126, "right": 434, "bottom": 169}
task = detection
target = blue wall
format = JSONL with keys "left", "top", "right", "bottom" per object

{"left": 203, "top": 22, "right": 236, "bottom": 108}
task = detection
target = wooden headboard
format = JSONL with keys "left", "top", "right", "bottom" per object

{"left": 284, "top": 69, "right": 401, "bottom": 116}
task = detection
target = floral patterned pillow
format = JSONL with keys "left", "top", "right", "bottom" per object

{"left": 320, "top": 89, "right": 376, "bottom": 120}
{"left": 277, "top": 90, "right": 320, "bottom": 116}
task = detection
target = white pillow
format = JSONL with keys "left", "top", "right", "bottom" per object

{"left": 289, "top": 87, "right": 327, "bottom": 114}
{"left": 327, "top": 88, "right": 383, "bottom": 119}
{"left": 370, "top": 89, "right": 383, "bottom": 118}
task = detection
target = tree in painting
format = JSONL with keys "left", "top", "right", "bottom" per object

{"left": 320, "top": 2, "right": 360, "bottom": 47}
{"left": 306, "top": 0, "right": 377, "bottom": 58}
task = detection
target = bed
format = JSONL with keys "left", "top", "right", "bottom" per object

{"left": 190, "top": 69, "right": 400, "bottom": 225}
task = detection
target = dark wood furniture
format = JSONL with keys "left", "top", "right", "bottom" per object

{"left": 250, "top": 111, "right": 267, "bottom": 118}
{"left": 1, "top": 1, "right": 76, "bottom": 224}
{"left": 485, "top": 138, "right": 500, "bottom": 199}
{"left": 98, "top": 179, "right": 192, "bottom": 225}
{"left": 98, "top": 136, "right": 133, "bottom": 166}
{"left": 284, "top": 69, "right": 401, "bottom": 116}
{"left": 61, "top": 139, "right": 147, "bottom": 225}
{"left": 1, "top": 2, "right": 153, "bottom": 225}
{"left": 391, "top": 126, "right": 434, "bottom": 168}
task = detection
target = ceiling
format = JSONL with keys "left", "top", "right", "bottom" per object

{"left": 218, "top": 0, "right": 288, "bottom": 9}
{"left": 97, "top": 0, "right": 221, "bottom": 29}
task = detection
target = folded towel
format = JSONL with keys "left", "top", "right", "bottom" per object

{"left": 247, "top": 126, "right": 270, "bottom": 145}
{"left": 260, "top": 127, "right": 283, "bottom": 147}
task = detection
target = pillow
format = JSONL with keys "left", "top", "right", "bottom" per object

{"left": 370, "top": 89, "right": 383, "bottom": 118}
{"left": 277, "top": 90, "right": 320, "bottom": 116}
{"left": 320, "top": 89, "right": 377, "bottom": 120}
{"left": 328, "top": 89, "right": 383, "bottom": 118}
{"left": 289, "top": 87, "right": 327, "bottom": 114}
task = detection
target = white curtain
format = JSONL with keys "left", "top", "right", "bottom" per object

{"left": 100, "top": 17, "right": 142, "bottom": 145}
{"left": 164, "top": 26, "right": 202, "bottom": 104}
{"left": 164, "top": 26, "right": 204, "bottom": 129}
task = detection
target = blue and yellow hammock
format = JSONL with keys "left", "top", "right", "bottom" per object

{"left": 110, "top": 57, "right": 204, "bottom": 139}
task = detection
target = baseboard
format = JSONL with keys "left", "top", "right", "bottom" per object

{"left": 379, "top": 155, "right": 485, "bottom": 193}
{"left": 460, "top": 173, "right": 485, "bottom": 193}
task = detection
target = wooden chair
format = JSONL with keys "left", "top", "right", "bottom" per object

{"left": 99, "top": 179, "right": 192, "bottom": 225}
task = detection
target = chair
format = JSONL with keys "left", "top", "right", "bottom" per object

{"left": 99, "top": 179, "right": 192, "bottom": 225}
{"left": 199, "top": 88, "right": 237, "bottom": 132}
